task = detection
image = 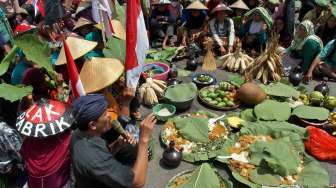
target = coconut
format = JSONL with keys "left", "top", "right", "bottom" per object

{"left": 237, "top": 82, "right": 266, "bottom": 106}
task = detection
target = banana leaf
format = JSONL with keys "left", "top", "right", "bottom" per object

{"left": 249, "top": 137, "right": 301, "bottom": 177}
{"left": 240, "top": 121, "right": 307, "bottom": 140}
{"left": 103, "top": 37, "right": 126, "bottom": 63}
{"left": 173, "top": 117, "right": 209, "bottom": 143}
{"left": 0, "top": 83, "right": 32, "bottom": 102}
{"left": 179, "top": 163, "right": 221, "bottom": 188}
{"left": 260, "top": 82, "right": 300, "bottom": 98}
{"left": 292, "top": 105, "right": 330, "bottom": 121}
{"left": 254, "top": 100, "right": 291, "bottom": 121}
{"left": 0, "top": 45, "right": 18, "bottom": 76}
{"left": 146, "top": 47, "right": 178, "bottom": 62}
{"left": 240, "top": 108, "right": 257, "bottom": 122}
{"left": 228, "top": 74, "right": 245, "bottom": 87}
{"left": 249, "top": 167, "right": 282, "bottom": 186}
{"left": 217, "top": 121, "right": 328, "bottom": 188}
{"left": 296, "top": 155, "right": 330, "bottom": 188}
{"left": 164, "top": 83, "right": 197, "bottom": 102}
{"left": 14, "top": 34, "right": 53, "bottom": 72}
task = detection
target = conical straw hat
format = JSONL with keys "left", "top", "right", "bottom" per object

{"left": 152, "top": 0, "right": 171, "bottom": 5}
{"left": 80, "top": 57, "right": 124, "bottom": 93}
{"left": 73, "top": 17, "right": 94, "bottom": 31}
{"left": 55, "top": 37, "right": 97, "bottom": 66}
{"left": 75, "top": 0, "right": 92, "bottom": 15}
{"left": 229, "top": 0, "right": 250, "bottom": 10}
{"left": 186, "top": 1, "right": 208, "bottom": 10}
{"left": 95, "top": 19, "right": 126, "bottom": 40}
{"left": 16, "top": 7, "right": 28, "bottom": 15}
{"left": 211, "top": 3, "right": 233, "bottom": 14}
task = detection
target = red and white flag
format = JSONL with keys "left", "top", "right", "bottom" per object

{"left": 63, "top": 39, "right": 86, "bottom": 98}
{"left": 32, "top": 0, "right": 45, "bottom": 17}
{"left": 92, "top": 0, "right": 115, "bottom": 38}
{"left": 126, "top": 0, "right": 149, "bottom": 90}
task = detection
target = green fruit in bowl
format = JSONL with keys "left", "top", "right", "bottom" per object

{"left": 324, "top": 96, "right": 336, "bottom": 110}
{"left": 209, "top": 100, "right": 218, "bottom": 105}
{"left": 310, "top": 91, "right": 324, "bottom": 106}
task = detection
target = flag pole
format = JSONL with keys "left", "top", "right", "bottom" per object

{"left": 98, "top": 7, "right": 107, "bottom": 46}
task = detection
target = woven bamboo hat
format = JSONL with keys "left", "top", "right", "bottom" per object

{"left": 152, "top": 0, "right": 171, "bottom": 5}
{"left": 186, "top": 1, "right": 208, "bottom": 10}
{"left": 229, "top": 0, "right": 250, "bottom": 10}
{"left": 211, "top": 3, "right": 233, "bottom": 14}
{"left": 80, "top": 57, "right": 124, "bottom": 93}
{"left": 73, "top": 17, "right": 97, "bottom": 31}
{"left": 75, "top": 0, "right": 92, "bottom": 15}
{"left": 95, "top": 19, "right": 126, "bottom": 40}
{"left": 16, "top": 7, "right": 29, "bottom": 15}
{"left": 55, "top": 37, "right": 97, "bottom": 66}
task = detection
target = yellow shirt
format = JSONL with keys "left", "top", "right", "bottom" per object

{"left": 104, "top": 92, "right": 120, "bottom": 121}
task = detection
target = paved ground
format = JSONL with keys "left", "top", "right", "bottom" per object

{"left": 143, "top": 61, "right": 336, "bottom": 188}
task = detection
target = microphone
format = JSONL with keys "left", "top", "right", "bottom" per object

{"left": 111, "top": 120, "right": 128, "bottom": 139}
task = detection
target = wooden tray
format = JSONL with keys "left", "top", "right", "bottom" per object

{"left": 198, "top": 85, "right": 240, "bottom": 111}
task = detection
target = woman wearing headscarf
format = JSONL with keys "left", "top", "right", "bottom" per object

{"left": 209, "top": 3, "right": 235, "bottom": 55}
{"left": 273, "top": 17, "right": 292, "bottom": 48}
{"left": 238, "top": 7, "right": 272, "bottom": 54}
{"left": 316, "top": 9, "right": 336, "bottom": 45}
{"left": 304, "top": 38, "right": 336, "bottom": 82}
{"left": 284, "top": 20, "right": 323, "bottom": 74}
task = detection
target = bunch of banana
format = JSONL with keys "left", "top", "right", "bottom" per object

{"left": 139, "top": 78, "right": 167, "bottom": 106}
{"left": 220, "top": 46, "right": 253, "bottom": 74}
{"left": 245, "top": 36, "right": 283, "bottom": 84}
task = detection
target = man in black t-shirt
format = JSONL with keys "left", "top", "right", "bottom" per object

{"left": 71, "top": 94, "right": 156, "bottom": 188}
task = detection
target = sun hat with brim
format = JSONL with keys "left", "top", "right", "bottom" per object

{"left": 268, "top": 0, "right": 280, "bottom": 5}
{"left": 16, "top": 7, "right": 28, "bottom": 15}
{"left": 152, "top": 0, "right": 171, "bottom": 5}
{"left": 229, "top": 0, "right": 250, "bottom": 10}
{"left": 295, "top": 0, "right": 302, "bottom": 11}
{"left": 75, "top": 1, "right": 92, "bottom": 15}
{"left": 314, "top": 0, "right": 329, "bottom": 7}
{"left": 80, "top": 57, "right": 124, "bottom": 93}
{"left": 211, "top": 3, "right": 233, "bottom": 14}
{"left": 186, "top": 1, "right": 208, "bottom": 10}
{"left": 73, "top": 17, "right": 96, "bottom": 31}
{"left": 95, "top": 19, "right": 126, "bottom": 40}
{"left": 55, "top": 37, "right": 97, "bottom": 66}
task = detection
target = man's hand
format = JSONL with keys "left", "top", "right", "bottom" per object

{"left": 220, "top": 46, "right": 227, "bottom": 55}
{"left": 120, "top": 87, "right": 135, "bottom": 105}
{"left": 139, "top": 114, "right": 157, "bottom": 143}
{"left": 304, "top": 71, "right": 313, "bottom": 83}
{"left": 228, "top": 46, "right": 233, "bottom": 53}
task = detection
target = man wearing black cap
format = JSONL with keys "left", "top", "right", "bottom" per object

{"left": 71, "top": 94, "right": 157, "bottom": 188}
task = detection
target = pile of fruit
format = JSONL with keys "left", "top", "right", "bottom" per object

{"left": 139, "top": 78, "right": 167, "bottom": 106}
{"left": 196, "top": 74, "right": 212, "bottom": 83}
{"left": 294, "top": 91, "right": 336, "bottom": 110}
{"left": 199, "top": 82, "right": 238, "bottom": 109}
{"left": 245, "top": 36, "right": 283, "bottom": 84}
{"left": 220, "top": 44, "right": 253, "bottom": 73}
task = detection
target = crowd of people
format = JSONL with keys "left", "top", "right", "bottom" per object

{"left": 0, "top": 0, "right": 336, "bottom": 187}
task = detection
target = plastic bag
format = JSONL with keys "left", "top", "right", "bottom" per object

{"left": 304, "top": 126, "right": 336, "bottom": 161}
